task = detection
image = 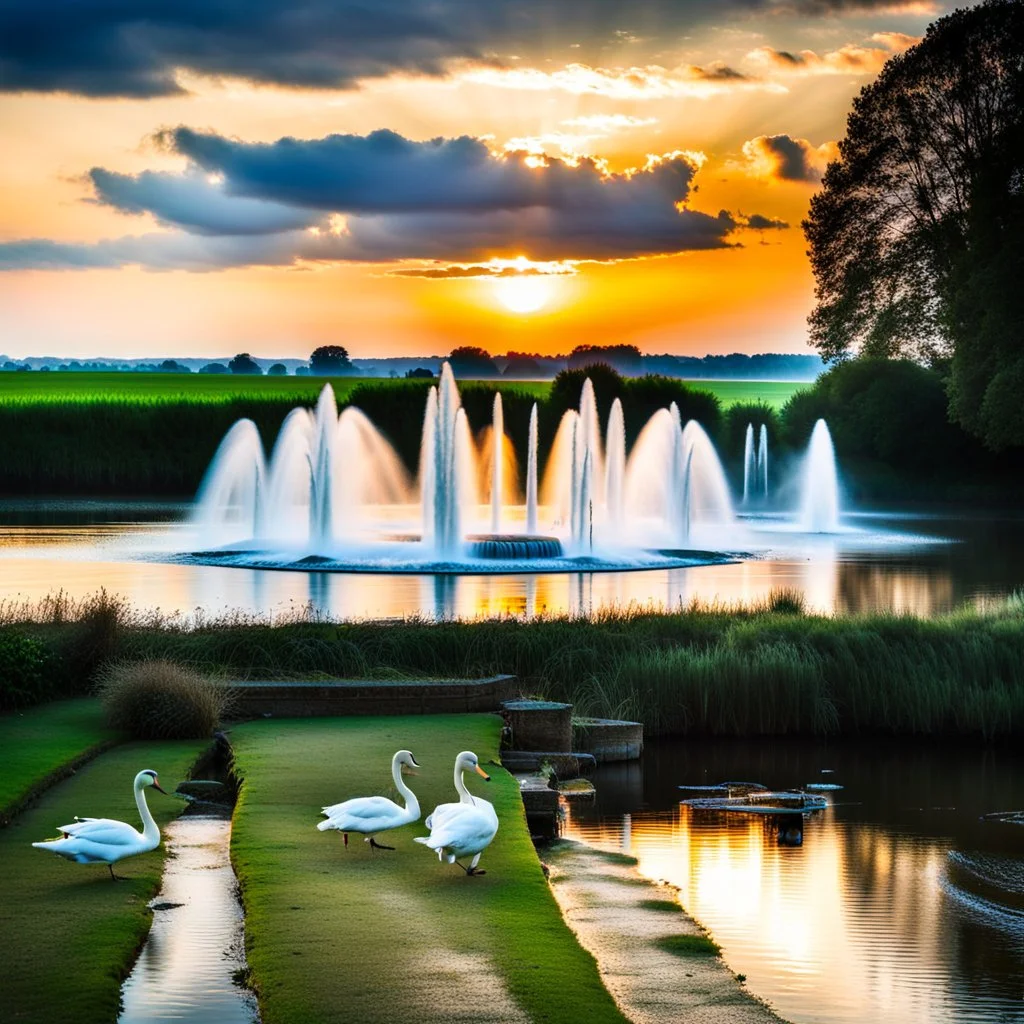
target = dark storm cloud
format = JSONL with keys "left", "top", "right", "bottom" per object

{"left": 0, "top": 146, "right": 746, "bottom": 270}
{"left": 86, "top": 128, "right": 710, "bottom": 240}
{"left": 0, "top": 0, "right": 940, "bottom": 97}
{"left": 0, "top": 200, "right": 739, "bottom": 270}
{"left": 2, "top": 126, "right": 794, "bottom": 270}
{"left": 739, "top": 213, "right": 790, "bottom": 229}
{"left": 161, "top": 128, "right": 603, "bottom": 214}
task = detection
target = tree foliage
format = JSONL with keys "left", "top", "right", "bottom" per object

{"left": 804, "top": 0, "right": 1024, "bottom": 446}
{"left": 309, "top": 345, "right": 352, "bottom": 374}
{"left": 229, "top": 352, "right": 262, "bottom": 375}
{"left": 447, "top": 346, "right": 499, "bottom": 378}
{"left": 780, "top": 359, "right": 976, "bottom": 472}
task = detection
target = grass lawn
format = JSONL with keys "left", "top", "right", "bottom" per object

{"left": 229, "top": 715, "right": 628, "bottom": 1024}
{"left": 0, "top": 698, "right": 120, "bottom": 820}
{"left": 0, "top": 737, "right": 207, "bottom": 1023}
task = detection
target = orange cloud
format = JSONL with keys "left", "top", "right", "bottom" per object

{"left": 741, "top": 134, "right": 839, "bottom": 183}
{"left": 746, "top": 33, "right": 920, "bottom": 76}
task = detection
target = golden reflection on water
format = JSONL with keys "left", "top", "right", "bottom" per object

{"left": 561, "top": 802, "right": 995, "bottom": 1024}
{"left": 0, "top": 521, "right": 999, "bottom": 620}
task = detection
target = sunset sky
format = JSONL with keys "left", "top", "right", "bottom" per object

{"left": 0, "top": 1, "right": 961, "bottom": 360}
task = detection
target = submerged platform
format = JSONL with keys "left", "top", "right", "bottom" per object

{"left": 171, "top": 545, "right": 740, "bottom": 576}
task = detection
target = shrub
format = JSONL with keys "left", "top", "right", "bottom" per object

{"left": 766, "top": 589, "right": 806, "bottom": 615}
{"left": 97, "top": 660, "right": 232, "bottom": 739}
{"left": 0, "top": 630, "right": 50, "bottom": 710}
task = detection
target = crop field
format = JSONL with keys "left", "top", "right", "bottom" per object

{"left": 0, "top": 373, "right": 551, "bottom": 406}
{"left": 0, "top": 372, "right": 805, "bottom": 409}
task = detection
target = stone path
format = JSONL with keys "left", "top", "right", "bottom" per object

{"left": 545, "top": 841, "right": 786, "bottom": 1024}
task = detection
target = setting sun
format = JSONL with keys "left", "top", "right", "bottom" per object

{"left": 493, "top": 275, "right": 555, "bottom": 314}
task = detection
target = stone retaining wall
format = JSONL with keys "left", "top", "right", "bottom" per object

{"left": 227, "top": 675, "right": 518, "bottom": 718}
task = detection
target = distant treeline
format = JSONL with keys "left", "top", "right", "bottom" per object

{"left": 0, "top": 347, "right": 824, "bottom": 382}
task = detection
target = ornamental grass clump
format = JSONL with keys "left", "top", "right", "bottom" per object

{"left": 97, "top": 660, "right": 231, "bottom": 739}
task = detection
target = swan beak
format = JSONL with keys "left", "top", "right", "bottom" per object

{"left": 410, "top": 755, "right": 421, "bottom": 768}
{"left": 475, "top": 764, "right": 491, "bottom": 782}
{"left": 152, "top": 780, "right": 168, "bottom": 795}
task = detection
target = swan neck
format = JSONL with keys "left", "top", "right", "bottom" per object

{"left": 135, "top": 783, "right": 159, "bottom": 842}
{"left": 392, "top": 758, "right": 419, "bottom": 818}
{"left": 454, "top": 762, "right": 475, "bottom": 805}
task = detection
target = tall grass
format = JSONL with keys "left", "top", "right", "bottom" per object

{"left": 96, "top": 659, "right": 231, "bottom": 739}
{"left": 4, "top": 589, "right": 1024, "bottom": 741}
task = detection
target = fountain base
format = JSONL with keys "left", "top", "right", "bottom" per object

{"left": 466, "top": 534, "right": 563, "bottom": 560}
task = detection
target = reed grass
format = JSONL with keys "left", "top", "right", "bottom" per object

{"left": 6, "top": 589, "right": 1024, "bottom": 741}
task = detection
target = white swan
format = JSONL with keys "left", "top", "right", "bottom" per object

{"left": 415, "top": 750, "right": 498, "bottom": 876}
{"left": 32, "top": 769, "right": 168, "bottom": 881}
{"left": 318, "top": 749, "right": 421, "bottom": 851}
{"left": 425, "top": 749, "right": 492, "bottom": 829}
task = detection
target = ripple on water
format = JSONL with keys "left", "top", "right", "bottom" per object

{"left": 118, "top": 813, "right": 258, "bottom": 1024}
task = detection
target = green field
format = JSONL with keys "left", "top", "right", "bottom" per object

{"left": 0, "top": 372, "right": 551, "bottom": 406}
{"left": 0, "top": 371, "right": 804, "bottom": 409}
{"left": 0, "top": 371, "right": 806, "bottom": 495}
{"left": 680, "top": 378, "right": 808, "bottom": 410}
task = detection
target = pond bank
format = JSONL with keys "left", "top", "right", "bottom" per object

{"left": 545, "top": 840, "right": 785, "bottom": 1024}
{"left": 0, "top": 698, "right": 120, "bottom": 823}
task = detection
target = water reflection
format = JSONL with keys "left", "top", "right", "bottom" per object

{"left": 0, "top": 508, "right": 1022, "bottom": 620}
{"left": 118, "top": 813, "right": 256, "bottom": 1024}
{"left": 562, "top": 739, "right": 1024, "bottom": 1024}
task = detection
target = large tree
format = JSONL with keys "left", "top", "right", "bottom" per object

{"left": 309, "top": 345, "right": 352, "bottom": 374}
{"left": 804, "top": 0, "right": 1024, "bottom": 448}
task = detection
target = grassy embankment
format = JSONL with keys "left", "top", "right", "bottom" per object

{"left": 113, "top": 598, "right": 1024, "bottom": 741}
{"left": 230, "top": 714, "right": 627, "bottom": 1024}
{"left": 0, "top": 698, "right": 120, "bottom": 820}
{"left": 5, "top": 589, "right": 1023, "bottom": 740}
{"left": 0, "top": 727, "right": 206, "bottom": 1023}
{"left": 6, "top": 590, "right": 1024, "bottom": 741}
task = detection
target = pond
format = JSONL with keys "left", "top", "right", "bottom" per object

{"left": 0, "top": 501, "right": 1022, "bottom": 619}
{"left": 562, "top": 737, "right": 1024, "bottom": 1024}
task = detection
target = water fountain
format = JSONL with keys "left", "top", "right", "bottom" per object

{"left": 188, "top": 362, "right": 844, "bottom": 574}
{"left": 743, "top": 424, "right": 755, "bottom": 505}
{"left": 742, "top": 422, "right": 769, "bottom": 505}
{"left": 757, "top": 424, "right": 768, "bottom": 499}
{"left": 800, "top": 419, "right": 841, "bottom": 532}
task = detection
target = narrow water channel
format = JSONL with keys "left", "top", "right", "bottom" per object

{"left": 117, "top": 807, "right": 258, "bottom": 1024}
